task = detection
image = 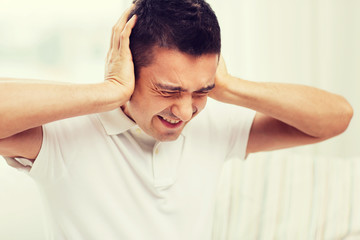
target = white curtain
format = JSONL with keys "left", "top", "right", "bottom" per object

{"left": 0, "top": 0, "right": 359, "bottom": 239}
{"left": 208, "top": 0, "right": 360, "bottom": 239}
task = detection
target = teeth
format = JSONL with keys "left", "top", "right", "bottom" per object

{"left": 161, "top": 116, "right": 181, "bottom": 124}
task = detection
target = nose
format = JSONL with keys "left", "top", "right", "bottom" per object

{"left": 171, "top": 95, "right": 196, "bottom": 122}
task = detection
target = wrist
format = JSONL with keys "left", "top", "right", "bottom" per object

{"left": 99, "top": 81, "right": 132, "bottom": 110}
{"left": 210, "top": 74, "right": 237, "bottom": 103}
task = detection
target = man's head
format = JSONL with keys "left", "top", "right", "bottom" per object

{"left": 128, "top": 0, "right": 221, "bottom": 77}
{"left": 123, "top": 0, "right": 221, "bottom": 142}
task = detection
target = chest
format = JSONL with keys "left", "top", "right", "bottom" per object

{"left": 63, "top": 131, "right": 225, "bottom": 199}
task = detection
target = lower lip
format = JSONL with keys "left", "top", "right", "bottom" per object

{"left": 158, "top": 116, "right": 183, "bottom": 129}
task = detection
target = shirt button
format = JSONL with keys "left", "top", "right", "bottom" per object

{"left": 155, "top": 148, "right": 159, "bottom": 154}
{"left": 136, "top": 128, "right": 141, "bottom": 134}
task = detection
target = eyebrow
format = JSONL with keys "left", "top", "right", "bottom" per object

{"left": 195, "top": 84, "right": 216, "bottom": 92}
{"left": 155, "top": 83, "right": 215, "bottom": 92}
{"left": 155, "top": 83, "right": 186, "bottom": 92}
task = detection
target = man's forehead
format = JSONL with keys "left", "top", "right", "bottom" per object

{"left": 139, "top": 47, "right": 218, "bottom": 90}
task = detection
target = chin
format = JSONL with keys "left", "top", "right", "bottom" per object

{"left": 155, "top": 132, "right": 182, "bottom": 142}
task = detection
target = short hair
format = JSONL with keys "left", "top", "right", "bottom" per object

{"left": 128, "top": 0, "right": 221, "bottom": 78}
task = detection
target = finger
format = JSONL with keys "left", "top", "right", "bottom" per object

{"left": 110, "top": 4, "right": 136, "bottom": 49}
{"left": 119, "top": 15, "right": 137, "bottom": 54}
{"left": 115, "top": 4, "right": 135, "bottom": 29}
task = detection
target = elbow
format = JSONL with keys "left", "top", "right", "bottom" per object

{"left": 321, "top": 97, "right": 354, "bottom": 139}
{"left": 339, "top": 99, "right": 354, "bottom": 133}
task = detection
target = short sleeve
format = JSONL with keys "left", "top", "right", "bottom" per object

{"left": 2, "top": 124, "right": 50, "bottom": 174}
{"left": 28, "top": 122, "right": 65, "bottom": 182}
{"left": 25, "top": 114, "right": 101, "bottom": 184}
{"left": 2, "top": 123, "right": 66, "bottom": 183}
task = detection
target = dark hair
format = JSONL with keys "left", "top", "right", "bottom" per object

{"left": 128, "top": 0, "right": 221, "bottom": 78}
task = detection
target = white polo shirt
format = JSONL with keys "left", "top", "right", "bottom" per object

{"left": 6, "top": 99, "right": 255, "bottom": 240}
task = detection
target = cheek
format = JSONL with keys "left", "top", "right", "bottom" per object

{"left": 136, "top": 96, "right": 172, "bottom": 118}
{"left": 193, "top": 97, "right": 208, "bottom": 112}
{"left": 130, "top": 86, "right": 155, "bottom": 109}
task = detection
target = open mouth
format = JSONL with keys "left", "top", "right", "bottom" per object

{"left": 158, "top": 115, "right": 183, "bottom": 128}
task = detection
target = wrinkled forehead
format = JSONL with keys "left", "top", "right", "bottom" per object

{"left": 139, "top": 47, "right": 218, "bottom": 89}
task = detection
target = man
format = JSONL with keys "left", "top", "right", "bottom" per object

{"left": 0, "top": 0, "right": 353, "bottom": 239}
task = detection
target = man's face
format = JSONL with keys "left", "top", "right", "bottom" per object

{"left": 123, "top": 47, "right": 218, "bottom": 141}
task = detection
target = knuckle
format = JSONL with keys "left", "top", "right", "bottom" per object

{"left": 120, "top": 32, "right": 126, "bottom": 40}
{"left": 112, "top": 25, "right": 121, "bottom": 33}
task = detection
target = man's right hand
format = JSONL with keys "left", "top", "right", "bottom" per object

{"left": 105, "top": 6, "right": 137, "bottom": 103}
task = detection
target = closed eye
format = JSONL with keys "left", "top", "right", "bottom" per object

{"left": 194, "top": 90, "right": 210, "bottom": 94}
{"left": 193, "top": 91, "right": 209, "bottom": 97}
{"left": 160, "top": 91, "right": 180, "bottom": 98}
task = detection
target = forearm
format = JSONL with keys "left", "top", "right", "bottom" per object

{"left": 214, "top": 75, "right": 353, "bottom": 138}
{"left": 0, "top": 79, "right": 127, "bottom": 138}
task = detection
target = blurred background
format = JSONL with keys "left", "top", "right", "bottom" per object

{"left": 0, "top": 0, "right": 359, "bottom": 239}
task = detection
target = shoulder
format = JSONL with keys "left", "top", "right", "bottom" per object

{"left": 39, "top": 114, "right": 108, "bottom": 159}
{"left": 44, "top": 114, "right": 105, "bottom": 138}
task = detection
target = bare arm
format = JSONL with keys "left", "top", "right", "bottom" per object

{"left": 0, "top": 81, "right": 129, "bottom": 139}
{"left": 0, "top": 7, "right": 137, "bottom": 159}
{"left": 210, "top": 56, "right": 353, "bottom": 154}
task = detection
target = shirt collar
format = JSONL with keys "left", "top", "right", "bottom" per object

{"left": 97, "top": 108, "right": 136, "bottom": 135}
